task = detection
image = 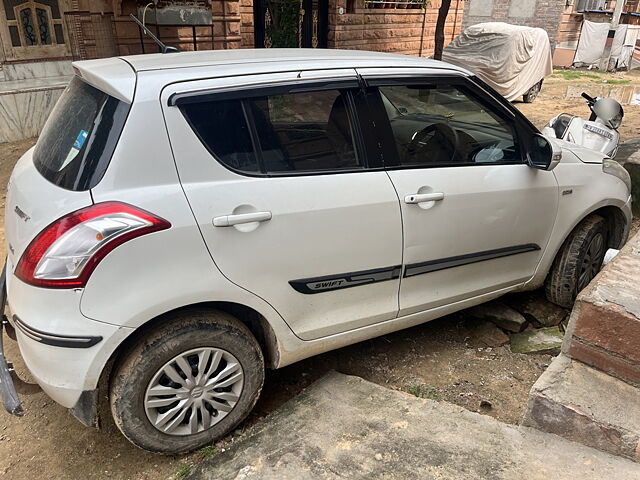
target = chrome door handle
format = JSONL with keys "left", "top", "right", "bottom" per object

{"left": 213, "top": 211, "right": 272, "bottom": 227}
{"left": 404, "top": 192, "right": 445, "bottom": 204}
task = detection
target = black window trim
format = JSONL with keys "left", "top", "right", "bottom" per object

{"left": 169, "top": 79, "right": 360, "bottom": 107}
{"left": 363, "top": 75, "right": 534, "bottom": 171}
{"left": 177, "top": 80, "right": 380, "bottom": 178}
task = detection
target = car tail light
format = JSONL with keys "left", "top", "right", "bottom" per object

{"left": 15, "top": 202, "right": 170, "bottom": 288}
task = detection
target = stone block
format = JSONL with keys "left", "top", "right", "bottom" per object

{"left": 510, "top": 326, "right": 564, "bottom": 354}
{"left": 523, "top": 355, "right": 640, "bottom": 462}
{"left": 466, "top": 301, "right": 527, "bottom": 332}
{"left": 506, "top": 291, "right": 568, "bottom": 327}
{"left": 469, "top": 321, "right": 510, "bottom": 348}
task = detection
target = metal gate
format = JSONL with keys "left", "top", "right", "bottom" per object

{"left": 254, "top": 0, "right": 328, "bottom": 49}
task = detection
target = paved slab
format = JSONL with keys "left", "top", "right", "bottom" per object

{"left": 188, "top": 372, "right": 640, "bottom": 480}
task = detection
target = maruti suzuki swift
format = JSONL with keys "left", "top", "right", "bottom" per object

{"left": 0, "top": 49, "right": 632, "bottom": 453}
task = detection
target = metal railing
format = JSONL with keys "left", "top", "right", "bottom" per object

{"left": 364, "top": 0, "right": 426, "bottom": 9}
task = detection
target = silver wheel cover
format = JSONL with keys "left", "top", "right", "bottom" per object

{"left": 144, "top": 347, "right": 244, "bottom": 436}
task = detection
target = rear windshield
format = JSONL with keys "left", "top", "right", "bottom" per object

{"left": 33, "top": 76, "right": 129, "bottom": 191}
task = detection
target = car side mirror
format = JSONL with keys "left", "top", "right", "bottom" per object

{"left": 527, "top": 134, "right": 561, "bottom": 171}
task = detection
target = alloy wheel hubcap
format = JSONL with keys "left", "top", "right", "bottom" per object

{"left": 144, "top": 347, "right": 244, "bottom": 436}
{"left": 578, "top": 233, "right": 605, "bottom": 291}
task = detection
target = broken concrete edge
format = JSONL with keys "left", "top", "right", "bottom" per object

{"left": 523, "top": 354, "right": 640, "bottom": 463}
{"left": 188, "top": 371, "right": 640, "bottom": 480}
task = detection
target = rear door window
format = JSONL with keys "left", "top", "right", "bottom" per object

{"left": 33, "top": 76, "right": 129, "bottom": 191}
{"left": 179, "top": 87, "right": 363, "bottom": 175}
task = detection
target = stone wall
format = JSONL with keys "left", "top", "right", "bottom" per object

{"left": 328, "top": 0, "right": 465, "bottom": 56}
{"left": 463, "top": 0, "right": 565, "bottom": 49}
{"left": 562, "top": 231, "right": 640, "bottom": 386}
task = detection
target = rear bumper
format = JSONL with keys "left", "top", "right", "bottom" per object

{"left": 3, "top": 256, "right": 132, "bottom": 415}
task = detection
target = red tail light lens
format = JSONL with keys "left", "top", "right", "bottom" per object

{"left": 15, "top": 202, "right": 171, "bottom": 288}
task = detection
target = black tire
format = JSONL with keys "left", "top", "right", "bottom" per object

{"left": 545, "top": 215, "right": 608, "bottom": 308}
{"left": 109, "top": 309, "right": 264, "bottom": 454}
{"left": 523, "top": 80, "right": 543, "bottom": 103}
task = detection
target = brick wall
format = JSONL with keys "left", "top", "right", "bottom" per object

{"left": 557, "top": 3, "right": 583, "bottom": 49}
{"left": 240, "top": 0, "right": 254, "bottom": 47}
{"left": 211, "top": 0, "right": 242, "bottom": 49}
{"left": 328, "top": 0, "right": 464, "bottom": 56}
{"left": 463, "top": 0, "right": 565, "bottom": 49}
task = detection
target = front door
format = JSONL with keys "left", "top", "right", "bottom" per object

{"left": 162, "top": 70, "right": 402, "bottom": 340}
{"left": 254, "top": 0, "right": 328, "bottom": 48}
{"left": 359, "top": 70, "right": 559, "bottom": 316}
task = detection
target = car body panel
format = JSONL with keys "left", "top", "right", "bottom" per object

{"left": 4, "top": 148, "right": 93, "bottom": 267}
{"left": 160, "top": 70, "right": 404, "bottom": 340}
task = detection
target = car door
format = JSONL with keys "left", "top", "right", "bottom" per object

{"left": 357, "top": 69, "right": 559, "bottom": 317}
{"left": 161, "top": 70, "right": 403, "bottom": 340}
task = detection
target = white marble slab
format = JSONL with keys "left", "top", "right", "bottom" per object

{"left": 0, "top": 75, "right": 70, "bottom": 94}
{"left": 0, "top": 86, "right": 65, "bottom": 143}
{"left": 0, "top": 94, "right": 23, "bottom": 143}
{"left": 4, "top": 61, "right": 74, "bottom": 81}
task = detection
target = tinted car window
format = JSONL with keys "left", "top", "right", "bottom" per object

{"left": 33, "top": 76, "right": 129, "bottom": 191}
{"left": 379, "top": 85, "right": 520, "bottom": 167}
{"left": 248, "top": 90, "right": 360, "bottom": 173}
{"left": 180, "top": 88, "right": 361, "bottom": 175}
{"left": 181, "top": 99, "right": 260, "bottom": 174}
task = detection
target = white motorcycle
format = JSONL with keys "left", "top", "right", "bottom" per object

{"left": 542, "top": 93, "right": 624, "bottom": 158}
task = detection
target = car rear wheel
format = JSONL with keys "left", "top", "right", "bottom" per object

{"left": 109, "top": 309, "right": 264, "bottom": 454}
{"left": 545, "top": 215, "right": 608, "bottom": 308}
{"left": 523, "top": 80, "right": 543, "bottom": 103}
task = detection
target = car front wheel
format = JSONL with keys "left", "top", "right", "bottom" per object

{"left": 523, "top": 80, "right": 543, "bottom": 103}
{"left": 545, "top": 214, "right": 608, "bottom": 308}
{"left": 109, "top": 309, "right": 264, "bottom": 454}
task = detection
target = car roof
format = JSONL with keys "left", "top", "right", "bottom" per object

{"left": 118, "top": 48, "right": 470, "bottom": 74}
{"left": 73, "top": 49, "right": 471, "bottom": 103}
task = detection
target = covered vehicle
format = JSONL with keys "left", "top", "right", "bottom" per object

{"left": 442, "top": 22, "right": 553, "bottom": 103}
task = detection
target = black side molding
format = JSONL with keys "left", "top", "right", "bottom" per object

{"left": 404, "top": 244, "right": 541, "bottom": 278}
{"left": 290, "top": 265, "right": 402, "bottom": 295}
{"left": 13, "top": 316, "right": 102, "bottom": 349}
{"left": 289, "top": 244, "right": 540, "bottom": 294}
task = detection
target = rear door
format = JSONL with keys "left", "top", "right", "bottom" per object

{"left": 161, "top": 70, "right": 403, "bottom": 340}
{"left": 358, "top": 69, "right": 559, "bottom": 316}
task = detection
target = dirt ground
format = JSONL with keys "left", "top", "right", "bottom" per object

{"left": 517, "top": 69, "right": 640, "bottom": 141}
{"left": 0, "top": 70, "right": 638, "bottom": 480}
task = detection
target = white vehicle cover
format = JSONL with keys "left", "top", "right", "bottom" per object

{"left": 442, "top": 22, "right": 553, "bottom": 101}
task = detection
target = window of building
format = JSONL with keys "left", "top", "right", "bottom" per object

{"left": 181, "top": 89, "right": 362, "bottom": 175}
{"left": 4, "top": 1, "right": 64, "bottom": 47}
{"left": 378, "top": 84, "right": 521, "bottom": 167}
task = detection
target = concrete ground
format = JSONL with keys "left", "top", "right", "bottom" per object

{"left": 188, "top": 372, "right": 639, "bottom": 480}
